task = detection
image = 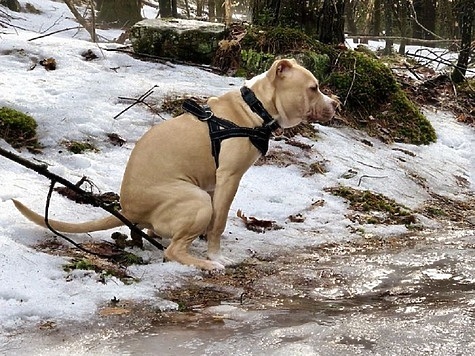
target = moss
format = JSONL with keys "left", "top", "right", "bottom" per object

{"left": 326, "top": 186, "right": 415, "bottom": 225}
{"left": 326, "top": 50, "right": 436, "bottom": 144}
{"left": 457, "top": 78, "right": 475, "bottom": 99}
{"left": 239, "top": 49, "right": 275, "bottom": 78}
{"left": 241, "top": 26, "right": 319, "bottom": 54}
{"left": 63, "top": 258, "right": 96, "bottom": 272}
{"left": 383, "top": 90, "right": 436, "bottom": 144}
{"left": 130, "top": 21, "right": 226, "bottom": 64}
{"left": 328, "top": 51, "right": 398, "bottom": 109}
{"left": 62, "top": 140, "right": 98, "bottom": 154}
{"left": 0, "top": 107, "right": 41, "bottom": 150}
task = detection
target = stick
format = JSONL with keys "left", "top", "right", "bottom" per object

{"left": 0, "top": 146, "right": 164, "bottom": 251}
{"left": 27, "top": 26, "right": 82, "bottom": 41}
{"left": 114, "top": 85, "right": 158, "bottom": 119}
{"left": 358, "top": 174, "right": 388, "bottom": 186}
{"left": 344, "top": 58, "right": 357, "bottom": 106}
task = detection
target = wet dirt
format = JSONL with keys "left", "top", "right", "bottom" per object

{"left": 4, "top": 224, "right": 475, "bottom": 355}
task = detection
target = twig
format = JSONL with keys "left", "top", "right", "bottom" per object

{"left": 358, "top": 175, "right": 388, "bottom": 186}
{"left": 114, "top": 85, "right": 158, "bottom": 119}
{"left": 100, "top": 47, "right": 175, "bottom": 67}
{"left": 28, "top": 26, "right": 82, "bottom": 41}
{"left": 406, "top": 51, "right": 475, "bottom": 74}
{"left": 402, "top": 61, "right": 422, "bottom": 80}
{"left": 356, "top": 161, "right": 384, "bottom": 170}
{"left": 344, "top": 58, "right": 357, "bottom": 106}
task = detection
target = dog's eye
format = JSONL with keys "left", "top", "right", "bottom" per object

{"left": 309, "top": 85, "right": 319, "bottom": 92}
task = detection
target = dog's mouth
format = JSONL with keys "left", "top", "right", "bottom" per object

{"left": 306, "top": 106, "right": 336, "bottom": 123}
{"left": 306, "top": 95, "right": 341, "bottom": 123}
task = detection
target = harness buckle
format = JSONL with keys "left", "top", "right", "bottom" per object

{"left": 201, "top": 107, "right": 213, "bottom": 121}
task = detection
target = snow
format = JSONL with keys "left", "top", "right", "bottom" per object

{"left": 0, "top": 0, "right": 473, "bottom": 340}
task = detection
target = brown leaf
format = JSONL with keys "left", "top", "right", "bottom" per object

{"left": 237, "top": 209, "right": 278, "bottom": 233}
{"left": 39, "top": 57, "right": 56, "bottom": 70}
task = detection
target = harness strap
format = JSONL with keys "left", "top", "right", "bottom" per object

{"left": 240, "top": 86, "right": 280, "bottom": 131}
{"left": 207, "top": 117, "right": 272, "bottom": 166}
{"left": 182, "top": 87, "right": 278, "bottom": 167}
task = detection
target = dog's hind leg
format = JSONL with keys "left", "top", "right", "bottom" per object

{"left": 150, "top": 186, "right": 224, "bottom": 270}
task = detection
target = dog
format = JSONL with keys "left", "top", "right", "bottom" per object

{"left": 13, "top": 58, "right": 339, "bottom": 270}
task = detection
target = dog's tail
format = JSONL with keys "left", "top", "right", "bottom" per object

{"left": 12, "top": 199, "right": 124, "bottom": 233}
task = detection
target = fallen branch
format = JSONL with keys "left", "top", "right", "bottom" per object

{"left": 406, "top": 51, "right": 475, "bottom": 75}
{"left": 101, "top": 47, "right": 225, "bottom": 74}
{"left": 0, "top": 146, "right": 164, "bottom": 252}
{"left": 28, "top": 26, "right": 82, "bottom": 41}
{"left": 358, "top": 174, "right": 388, "bottom": 187}
{"left": 114, "top": 85, "right": 158, "bottom": 119}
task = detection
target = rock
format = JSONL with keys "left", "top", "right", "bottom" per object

{"left": 1, "top": 0, "right": 21, "bottom": 12}
{"left": 130, "top": 19, "right": 226, "bottom": 64}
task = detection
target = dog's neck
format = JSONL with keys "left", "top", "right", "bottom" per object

{"left": 240, "top": 86, "right": 280, "bottom": 131}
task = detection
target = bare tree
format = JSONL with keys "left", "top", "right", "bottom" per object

{"left": 158, "top": 0, "right": 178, "bottom": 18}
{"left": 318, "top": 0, "right": 345, "bottom": 44}
{"left": 383, "top": 0, "right": 393, "bottom": 54}
{"left": 451, "top": 0, "right": 474, "bottom": 83}
{"left": 63, "top": 0, "right": 98, "bottom": 41}
{"left": 96, "top": 0, "right": 142, "bottom": 27}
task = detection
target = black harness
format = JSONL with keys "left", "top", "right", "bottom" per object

{"left": 182, "top": 87, "right": 280, "bottom": 167}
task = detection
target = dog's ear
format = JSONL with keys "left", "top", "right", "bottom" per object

{"left": 267, "top": 59, "right": 295, "bottom": 81}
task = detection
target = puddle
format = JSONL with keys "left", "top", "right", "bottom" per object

{"left": 4, "top": 227, "right": 475, "bottom": 355}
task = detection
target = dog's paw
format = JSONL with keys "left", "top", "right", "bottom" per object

{"left": 207, "top": 253, "right": 235, "bottom": 267}
{"left": 203, "top": 260, "right": 225, "bottom": 271}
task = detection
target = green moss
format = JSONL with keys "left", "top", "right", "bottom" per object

{"left": 326, "top": 51, "right": 436, "bottom": 144}
{"left": 130, "top": 23, "right": 225, "bottom": 64}
{"left": 241, "top": 26, "right": 319, "bottom": 54}
{"left": 0, "top": 107, "right": 40, "bottom": 150}
{"left": 326, "top": 186, "right": 415, "bottom": 225}
{"left": 63, "top": 258, "right": 96, "bottom": 272}
{"left": 63, "top": 140, "right": 98, "bottom": 154}
{"left": 328, "top": 51, "right": 398, "bottom": 109}
{"left": 383, "top": 91, "right": 436, "bottom": 144}
{"left": 239, "top": 49, "right": 275, "bottom": 77}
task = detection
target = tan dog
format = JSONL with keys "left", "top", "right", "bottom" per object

{"left": 13, "top": 59, "right": 338, "bottom": 270}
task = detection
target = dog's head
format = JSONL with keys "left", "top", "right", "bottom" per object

{"left": 247, "top": 59, "right": 339, "bottom": 129}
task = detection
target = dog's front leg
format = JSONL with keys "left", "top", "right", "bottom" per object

{"left": 206, "top": 171, "right": 242, "bottom": 266}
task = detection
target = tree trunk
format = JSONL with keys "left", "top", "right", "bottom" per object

{"left": 209, "top": 0, "right": 216, "bottom": 22}
{"left": 215, "top": 0, "right": 225, "bottom": 22}
{"left": 224, "top": 0, "right": 232, "bottom": 25}
{"left": 451, "top": 0, "right": 474, "bottom": 83}
{"left": 412, "top": 0, "right": 437, "bottom": 39}
{"left": 159, "top": 0, "right": 172, "bottom": 17}
{"left": 96, "top": 0, "right": 142, "bottom": 28}
{"left": 345, "top": 0, "right": 358, "bottom": 35}
{"left": 318, "top": 0, "right": 345, "bottom": 44}
{"left": 171, "top": 0, "right": 177, "bottom": 17}
{"left": 384, "top": 0, "right": 393, "bottom": 55}
{"left": 371, "top": 0, "right": 382, "bottom": 35}
{"left": 197, "top": 0, "right": 204, "bottom": 17}
{"left": 398, "top": 0, "right": 408, "bottom": 55}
